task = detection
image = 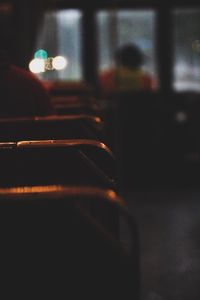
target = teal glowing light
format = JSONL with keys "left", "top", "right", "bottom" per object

{"left": 34, "top": 49, "right": 48, "bottom": 60}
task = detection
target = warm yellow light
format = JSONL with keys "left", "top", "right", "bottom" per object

{"left": 29, "top": 58, "right": 45, "bottom": 73}
{"left": 52, "top": 56, "right": 68, "bottom": 70}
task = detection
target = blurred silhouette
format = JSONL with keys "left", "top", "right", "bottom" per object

{"left": 99, "top": 43, "right": 156, "bottom": 93}
{"left": 0, "top": 50, "right": 54, "bottom": 117}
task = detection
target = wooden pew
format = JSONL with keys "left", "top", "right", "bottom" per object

{"left": 50, "top": 96, "right": 101, "bottom": 116}
{"left": 0, "top": 139, "right": 117, "bottom": 234}
{"left": 0, "top": 185, "right": 139, "bottom": 300}
{"left": 0, "top": 139, "right": 116, "bottom": 189}
{"left": 45, "top": 81, "right": 94, "bottom": 97}
{"left": 0, "top": 114, "right": 104, "bottom": 142}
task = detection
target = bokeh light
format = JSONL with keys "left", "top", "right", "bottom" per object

{"left": 34, "top": 49, "right": 48, "bottom": 60}
{"left": 52, "top": 56, "right": 68, "bottom": 70}
{"left": 175, "top": 111, "right": 188, "bottom": 123}
{"left": 29, "top": 58, "right": 45, "bottom": 73}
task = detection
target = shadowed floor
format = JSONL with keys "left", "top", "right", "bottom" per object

{"left": 120, "top": 187, "right": 200, "bottom": 300}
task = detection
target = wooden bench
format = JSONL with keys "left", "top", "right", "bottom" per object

{"left": 0, "top": 114, "right": 104, "bottom": 142}
{"left": 0, "top": 184, "right": 139, "bottom": 299}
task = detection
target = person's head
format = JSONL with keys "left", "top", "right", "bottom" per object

{"left": 115, "top": 44, "right": 145, "bottom": 70}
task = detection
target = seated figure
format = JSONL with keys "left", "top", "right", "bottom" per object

{"left": 0, "top": 50, "right": 54, "bottom": 117}
{"left": 99, "top": 43, "right": 156, "bottom": 93}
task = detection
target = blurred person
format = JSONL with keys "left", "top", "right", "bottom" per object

{"left": 99, "top": 43, "right": 156, "bottom": 93}
{"left": 0, "top": 50, "right": 54, "bottom": 117}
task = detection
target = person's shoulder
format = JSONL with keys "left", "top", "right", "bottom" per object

{"left": 10, "top": 65, "right": 51, "bottom": 92}
{"left": 100, "top": 68, "right": 116, "bottom": 79}
{"left": 99, "top": 68, "right": 117, "bottom": 92}
{"left": 10, "top": 65, "right": 41, "bottom": 83}
{"left": 140, "top": 71, "right": 157, "bottom": 90}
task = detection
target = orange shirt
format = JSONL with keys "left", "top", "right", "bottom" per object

{"left": 99, "top": 67, "right": 156, "bottom": 93}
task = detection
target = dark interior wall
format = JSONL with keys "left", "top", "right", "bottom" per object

{"left": 9, "top": 0, "right": 54, "bottom": 67}
{"left": 0, "top": 2, "right": 14, "bottom": 60}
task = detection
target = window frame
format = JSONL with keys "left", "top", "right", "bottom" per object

{"left": 44, "top": 1, "right": 200, "bottom": 93}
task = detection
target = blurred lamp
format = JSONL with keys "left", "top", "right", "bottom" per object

{"left": 34, "top": 49, "right": 48, "bottom": 60}
{"left": 29, "top": 58, "right": 45, "bottom": 73}
{"left": 52, "top": 56, "right": 68, "bottom": 70}
{"left": 45, "top": 57, "right": 54, "bottom": 70}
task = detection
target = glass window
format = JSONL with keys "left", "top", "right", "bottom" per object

{"left": 34, "top": 9, "right": 83, "bottom": 81}
{"left": 173, "top": 9, "right": 200, "bottom": 92}
{"left": 97, "top": 10, "right": 158, "bottom": 91}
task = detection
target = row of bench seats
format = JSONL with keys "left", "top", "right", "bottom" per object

{"left": 51, "top": 95, "right": 102, "bottom": 116}
{"left": 0, "top": 185, "right": 139, "bottom": 299}
{"left": 0, "top": 114, "right": 103, "bottom": 141}
{"left": 0, "top": 86, "right": 140, "bottom": 299}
